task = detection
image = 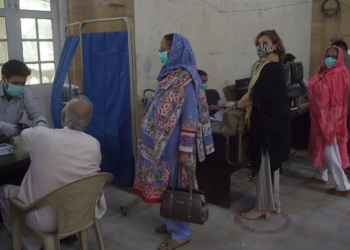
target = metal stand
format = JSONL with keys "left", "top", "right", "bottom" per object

{"left": 120, "top": 196, "right": 142, "bottom": 216}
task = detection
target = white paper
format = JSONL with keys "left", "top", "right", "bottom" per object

{"left": 214, "top": 109, "right": 225, "bottom": 121}
{"left": 226, "top": 101, "right": 237, "bottom": 108}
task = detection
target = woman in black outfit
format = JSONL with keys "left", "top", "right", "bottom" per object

{"left": 236, "top": 30, "right": 290, "bottom": 219}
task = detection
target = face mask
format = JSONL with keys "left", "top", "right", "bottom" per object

{"left": 203, "top": 84, "right": 208, "bottom": 90}
{"left": 257, "top": 44, "right": 274, "bottom": 58}
{"left": 324, "top": 57, "right": 337, "bottom": 68}
{"left": 5, "top": 81, "right": 24, "bottom": 97}
{"left": 158, "top": 51, "right": 169, "bottom": 65}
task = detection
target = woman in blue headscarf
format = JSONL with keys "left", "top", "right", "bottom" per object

{"left": 133, "top": 33, "right": 214, "bottom": 249}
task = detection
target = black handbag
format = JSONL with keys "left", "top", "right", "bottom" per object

{"left": 160, "top": 163, "right": 209, "bottom": 225}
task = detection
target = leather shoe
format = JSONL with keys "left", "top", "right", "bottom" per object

{"left": 305, "top": 177, "right": 328, "bottom": 185}
{"left": 60, "top": 235, "right": 78, "bottom": 244}
{"left": 327, "top": 188, "right": 350, "bottom": 197}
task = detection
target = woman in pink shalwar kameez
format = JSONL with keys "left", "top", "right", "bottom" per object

{"left": 306, "top": 46, "right": 350, "bottom": 196}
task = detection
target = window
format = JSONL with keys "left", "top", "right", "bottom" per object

{"left": 0, "top": 16, "right": 8, "bottom": 69}
{"left": 0, "top": 0, "right": 59, "bottom": 85}
{"left": 19, "top": 0, "right": 51, "bottom": 12}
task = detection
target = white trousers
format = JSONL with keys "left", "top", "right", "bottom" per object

{"left": 314, "top": 138, "right": 350, "bottom": 191}
{"left": 0, "top": 185, "right": 41, "bottom": 250}
{"left": 255, "top": 152, "right": 280, "bottom": 211}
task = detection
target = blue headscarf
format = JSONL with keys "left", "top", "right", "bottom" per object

{"left": 157, "top": 33, "right": 202, "bottom": 89}
{"left": 154, "top": 33, "right": 214, "bottom": 161}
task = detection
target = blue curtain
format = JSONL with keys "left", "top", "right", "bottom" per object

{"left": 51, "top": 35, "right": 80, "bottom": 128}
{"left": 82, "top": 31, "right": 134, "bottom": 188}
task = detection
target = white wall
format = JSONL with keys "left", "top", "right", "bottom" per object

{"left": 134, "top": 0, "right": 312, "bottom": 100}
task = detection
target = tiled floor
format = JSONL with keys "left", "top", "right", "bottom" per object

{"left": 1, "top": 151, "right": 350, "bottom": 249}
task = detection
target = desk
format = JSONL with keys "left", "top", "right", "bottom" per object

{"left": 196, "top": 123, "right": 247, "bottom": 208}
{"left": 290, "top": 112, "right": 310, "bottom": 150}
{"left": 0, "top": 137, "right": 30, "bottom": 224}
{"left": 0, "top": 136, "right": 30, "bottom": 186}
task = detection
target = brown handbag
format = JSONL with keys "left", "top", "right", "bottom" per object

{"left": 160, "top": 163, "right": 209, "bottom": 225}
{"left": 219, "top": 107, "right": 246, "bottom": 165}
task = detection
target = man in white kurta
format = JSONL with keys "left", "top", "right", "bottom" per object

{"left": 0, "top": 96, "right": 104, "bottom": 250}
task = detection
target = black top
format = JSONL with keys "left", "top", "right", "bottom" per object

{"left": 249, "top": 62, "right": 291, "bottom": 175}
{"left": 205, "top": 89, "right": 221, "bottom": 106}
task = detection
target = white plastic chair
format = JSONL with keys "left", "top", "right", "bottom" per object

{"left": 10, "top": 173, "right": 113, "bottom": 250}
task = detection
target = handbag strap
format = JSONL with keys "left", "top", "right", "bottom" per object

{"left": 170, "top": 162, "right": 194, "bottom": 218}
{"left": 225, "top": 118, "right": 244, "bottom": 165}
{"left": 225, "top": 137, "right": 238, "bottom": 165}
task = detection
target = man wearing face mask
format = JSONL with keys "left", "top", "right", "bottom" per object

{"left": 0, "top": 60, "right": 46, "bottom": 137}
{"left": 197, "top": 69, "right": 208, "bottom": 90}
{"left": 197, "top": 69, "right": 221, "bottom": 114}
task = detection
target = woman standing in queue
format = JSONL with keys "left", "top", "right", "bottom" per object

{"left": 305, "top": 46, "right": 350, "bottom": 196}
{"left": 236, "top": 30, "right": 290, "bottom": 219}
{"left": 133, "top": 33, "right": 214, "bottom": 249}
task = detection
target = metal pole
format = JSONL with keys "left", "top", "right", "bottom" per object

{"left": 64, "top": 22, "right": 81, "bottom": 101}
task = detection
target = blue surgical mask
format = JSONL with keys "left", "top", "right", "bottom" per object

{"left": 158, "top": 51, "right": 169, "bottom": 65}
{"left": 203, "top": 84, "right": 208, "bottom": 90}
{"left": 324, "top": 57, "right": 337, "bottom": 68}
{"left": 5, "top": 81, "right": 24, "bottom": 97}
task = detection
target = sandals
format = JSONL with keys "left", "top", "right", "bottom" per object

{"left": 242, "top": 209, "right": 270, "bottom": 220}
{"left": 274, "top": 203, "right": 282, "bottom": 214}
{"left": 155, "top": 224, "right": 168, "bottom": 233}
{"left": 157, "top": 238, "right": 191, "bottom": 250}
{"left": 305, "top": 177, "right": 328, "bottom": 185}
{"left": 327, "top": 188, "right": 350, "bottom": 197}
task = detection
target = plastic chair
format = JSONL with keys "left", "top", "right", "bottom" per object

{"left": 10, "top": 173, "right": 114, "bottom": 250}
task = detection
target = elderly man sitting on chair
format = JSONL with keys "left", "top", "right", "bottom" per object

{"left": 0, "top": 96, "right": 105, "bottom": 250}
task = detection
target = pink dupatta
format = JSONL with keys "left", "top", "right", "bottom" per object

{"left": 308, "top": 46, "right": 350, "bottom": 169}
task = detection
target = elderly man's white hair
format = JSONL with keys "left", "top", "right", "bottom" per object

{"left": 62, "top": 95, "right": 93, "bottom": 131}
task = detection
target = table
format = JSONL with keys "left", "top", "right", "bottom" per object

{"left": 0, "top": 136, "right": 31, "bottom": 186}
{"left": 0, "top": 136, "right": 30, "bottom": 224}
{"left": 196, "top": 123, "right": 247, "bottom": 208}
{"left": 290, "top": 112, "right": 310, "bottom": 150}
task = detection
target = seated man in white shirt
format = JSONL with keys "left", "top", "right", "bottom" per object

{"left": 0, "top": 96, "right": 104, "bottom": 250}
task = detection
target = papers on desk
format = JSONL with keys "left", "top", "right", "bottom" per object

{"left": 0, "top": 143, "right": 14, "bottom": 156}
{"left": 214, "top": 109, "right": 225, "bottom": 122}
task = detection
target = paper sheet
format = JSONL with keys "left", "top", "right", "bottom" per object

{"left": 214, "top": 109, "right": 225, "bottom": 121}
